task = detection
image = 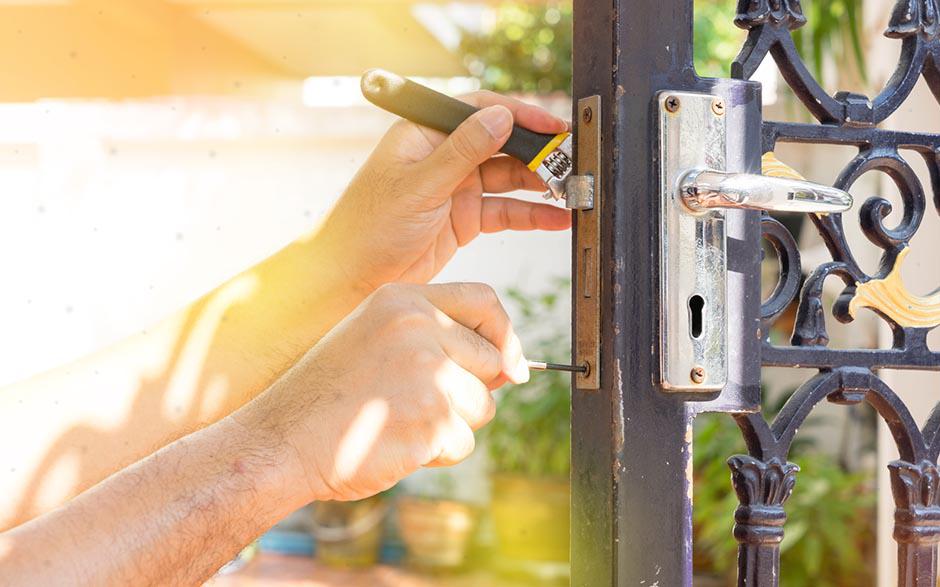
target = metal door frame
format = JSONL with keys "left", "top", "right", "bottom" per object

{"left": 570, "top": 1, "right": 940, "bottom": 585}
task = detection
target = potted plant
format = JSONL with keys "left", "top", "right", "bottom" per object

{"left": 310, "top": 493, "right": 388, "bottom": 568}
{"left": 396, "top": 470, "right": 478, "bottom": 570}
{"left": 692, "top": 395, "right": 876, "bottom": 586}
{"left": 485, "top": 279, "right": 572, "bottom": 577}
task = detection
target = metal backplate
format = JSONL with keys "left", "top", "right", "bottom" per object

{"left": 574, "top": 95, "right": 601, "bottom": 390}
{"left": 659, "top": 92, "right": 727, "bottom": 392}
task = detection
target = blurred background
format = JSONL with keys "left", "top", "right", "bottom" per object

{"left": 0, "top": 1, "right": 937, "bottom": 586}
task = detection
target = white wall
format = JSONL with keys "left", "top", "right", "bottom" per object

{"left": 0, "top": 92, "right": 572, "bottom": 388}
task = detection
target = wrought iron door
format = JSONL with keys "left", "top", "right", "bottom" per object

{"left": 569, "top": 1, "right": 940, "bottom": 586}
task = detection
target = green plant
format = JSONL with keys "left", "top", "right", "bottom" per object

{"left": 693, "top": 407, "right": 876, "bottom": 586}
{"left": 793, "top": 0, "right": 867, "bottom": 85}
{"left": 485, "top": 277, "right": 571, "bottom": 478}
{"left": 459, "top": 2, "right": 572, "bottom": 94}
{"left": 458, "top": 0, "right": 865, "bottom": 93}
{"left": 694, "top": 0, "right": 748, "bottom": 78}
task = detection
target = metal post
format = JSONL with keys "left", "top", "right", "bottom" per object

{"left": 570, "top": 0, "right": 697, "bottom": 584}
{"left": 570, "top": 1, "right": 763, "bottom": 584}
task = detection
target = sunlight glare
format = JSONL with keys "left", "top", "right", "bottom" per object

{"left": 161, "top": 275, "right": 258, "bottom": 419}
{"left": 331, "top": 399, "right": 389, "bottom": 484}
{"left": 32, "top": 452, "right": 80, "bottom": 514}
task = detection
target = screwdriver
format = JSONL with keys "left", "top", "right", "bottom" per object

{"left": 527, "top": 360, "right": 588, "bottom": 374}
{"left": 360, "top": 70, "right": 585, "bottom": 377}
{"left": 360, "top": 69, "right": 573, "bottom": 202}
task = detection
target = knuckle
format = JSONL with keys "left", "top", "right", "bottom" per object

{"left": 457, "top": 90, "right": 487, "bottom": 105}
{"left": 450, "top": 130, "right": 484, "bottom": 165}
{"left": 510, "top": 161, "right": 529, "bottom": 189}
{"left": 467, "top": 282, "right": 502, "bottom": 316}
{"left": 370, "top": 282, "right": 410, "bottom": 305}
{"left": 473, "top": 89, "right": 497, "bottom": 103}
{"left": 387, "top": 309, "right": 431, "bottom": 334}
{"left": 474, "top": 282, "right": 500, "bottom": 307}
{"left": 473, "top": 338, "right": 502, "bottom": 380}
{"left": 410, "top": 348, "right": 445, "bottom": 375}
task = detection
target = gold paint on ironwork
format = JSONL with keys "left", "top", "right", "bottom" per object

{"left": 761, "top": 152, "right": 806, "bottom": 180}
{"left": 849, "top": 248, "right": 940, "bottom": 328}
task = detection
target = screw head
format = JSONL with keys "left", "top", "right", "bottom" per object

{"left": 691, "top": 366, "right": 706, "bottom": 384}
{"left": 665, "top": 96, "right": 680, "bottom": 113}
{"left": 582, "top": 106, "right": 593, "bottom": 124}
{"left": 712, "top": 98, "right": 726, "bottom": 116}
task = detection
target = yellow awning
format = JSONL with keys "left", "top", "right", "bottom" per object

{"left": 0, "top": 0, "right": 467, "bottom": 101}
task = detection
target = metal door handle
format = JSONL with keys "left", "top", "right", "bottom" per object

{"left": 679, "top": 169, "right": 853, "bottom": 214}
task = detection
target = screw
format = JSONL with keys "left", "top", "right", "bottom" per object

{"left": 665, "top": 95, "right": 680, "bottom": 113}
{"left": 691, "top": 366, "right": 706, "bottom": 384}
{"left": 712, "top": 98, "right": 726, "bottom": 116}
{"left": 582, "top": 106, "right": 593, "bottom": 124}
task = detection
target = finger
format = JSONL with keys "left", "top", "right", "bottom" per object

{"left": 481, "top": 198, "right": 572, "bottom": 233}
{"left": 450, "top": 181, "right": 483, "bottom": 247}
{"left": 425, "top": 411, "right": 477, "bottom": 468}
{"left": 459, "top": 91, "right": 569, "bottom": 136}
{"left": 413, "top": 106, "right": 514, "bottom": 196}
{"left": 420, "top": 283, "right": 529, "bottom": 384}
{"left": 433, "top": 360, "right": 496, "bottom": 430}
{"left": 484, "top": 373, "right": 510, "bottom": 392}
{"left": 431, "top": 307, "right": 503, "bottom": 384}
{"left": 407, "top": 92, "right": 569, "bottom": 153}
{"left": 479, "top": 156, "right": 547, "bottom": 193}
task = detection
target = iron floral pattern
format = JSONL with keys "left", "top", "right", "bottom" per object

{"left": 886, "top": 0, "right": 940, "bottom": 39}
{"left": 735, "top": 0, "right": 807, "bottom": 30}
{"left": 720, "top": 0, "right": 940, "bottom": 584}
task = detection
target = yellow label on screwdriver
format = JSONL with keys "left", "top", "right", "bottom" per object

{"left": 528, "top": 132, "right": 571, "bottom": 172}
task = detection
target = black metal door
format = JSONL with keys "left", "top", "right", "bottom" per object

{"left": 570, "top": 1, "right": 940, "bottom": 586}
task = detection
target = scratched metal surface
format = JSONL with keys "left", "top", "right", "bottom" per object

{"left": 571, "top": 0, "right": 940, "bottom": 586}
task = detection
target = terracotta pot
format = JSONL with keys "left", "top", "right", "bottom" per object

{"left": 310, "top": 496, "right": 386, "bottom": 568}
{"left": 491, "top": 474, "right": 570, "bottom": 563}
{"left": 397, "top": 496, "right": 477, "bottom": 569}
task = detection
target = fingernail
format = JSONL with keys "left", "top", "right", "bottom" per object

{"left": 479, "top": 106, "right": 512, "bottom": 139}
{"left": 511, "top": 355, "right": 530, "bottom": 384}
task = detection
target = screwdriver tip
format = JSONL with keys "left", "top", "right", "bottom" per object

{"left": 527, "top": 360, "right": 588, "bottom": 374}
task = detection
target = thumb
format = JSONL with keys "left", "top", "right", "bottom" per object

{"left": 415, "top": 105, "right": 513, "bottom": 194}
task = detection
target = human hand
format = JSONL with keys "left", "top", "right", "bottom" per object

{"left": 315, "top": 92, "right": 572, "bottom": 294}
{"left": 235, "top": 282, "right": 527, "bottom": 502}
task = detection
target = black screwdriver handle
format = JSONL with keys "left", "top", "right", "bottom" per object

{"left": 361, "top": 69, "right": 561, "bottom": 169}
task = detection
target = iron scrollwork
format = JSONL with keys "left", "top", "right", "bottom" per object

{"left": 722, "top": 0, "right": 940, "bottom": 585}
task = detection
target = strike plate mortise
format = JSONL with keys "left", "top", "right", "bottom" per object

{"left": 574, "top": 95, "right": 601, "bottom": 390}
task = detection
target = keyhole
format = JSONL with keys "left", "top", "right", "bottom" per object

{"left": 689, "top": 295, "right": 705, "bottom": 339}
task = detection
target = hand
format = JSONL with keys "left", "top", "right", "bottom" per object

{"left": 234, "top": 282, "right": 528, "bottom": 502}
{"left": 315, "top": 92, "right": 572, "bottom": 294}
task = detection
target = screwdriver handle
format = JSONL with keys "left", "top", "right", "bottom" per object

{"left": 361, "top": 69, "right": 559, "bottom": 170}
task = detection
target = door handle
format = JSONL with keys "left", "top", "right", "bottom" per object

{"left": 657, "top": 92, "right": 856, "bottom": 395}
{"left": 679, "top": 169, "right": 853, "bottom": 214}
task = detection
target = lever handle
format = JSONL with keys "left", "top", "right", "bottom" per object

{"left": 680, "top": 169, "right": 853, "bottom": 214}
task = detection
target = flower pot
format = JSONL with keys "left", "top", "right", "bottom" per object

{"left": 397, "top": 496, "right": 477, "bottom": 569}
{"left": 310, "top": 496, "right": 386, "bottom": 568}
{"left": 491, "top": 474, "right": 570, "bottom": 563}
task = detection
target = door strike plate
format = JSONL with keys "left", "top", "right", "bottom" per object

{"left": 658, "top": 92, "right": 728, "bottom": 393}
{"left": 574, "top": 95, "right": 601, "bottom": 390}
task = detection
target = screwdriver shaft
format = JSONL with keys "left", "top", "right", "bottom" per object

{"left": 527, "top": 360, "right": 588, "bottom": 374}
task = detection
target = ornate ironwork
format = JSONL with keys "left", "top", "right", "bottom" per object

{"left": 727, "top": 0, "right": 940, "bottom": 585}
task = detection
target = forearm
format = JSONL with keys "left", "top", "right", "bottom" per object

{"left": 0, "top": 414, "right": 304, "bottom": 586}
{"left": 0, "top": 229, "right": 365, "bottom": 530}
